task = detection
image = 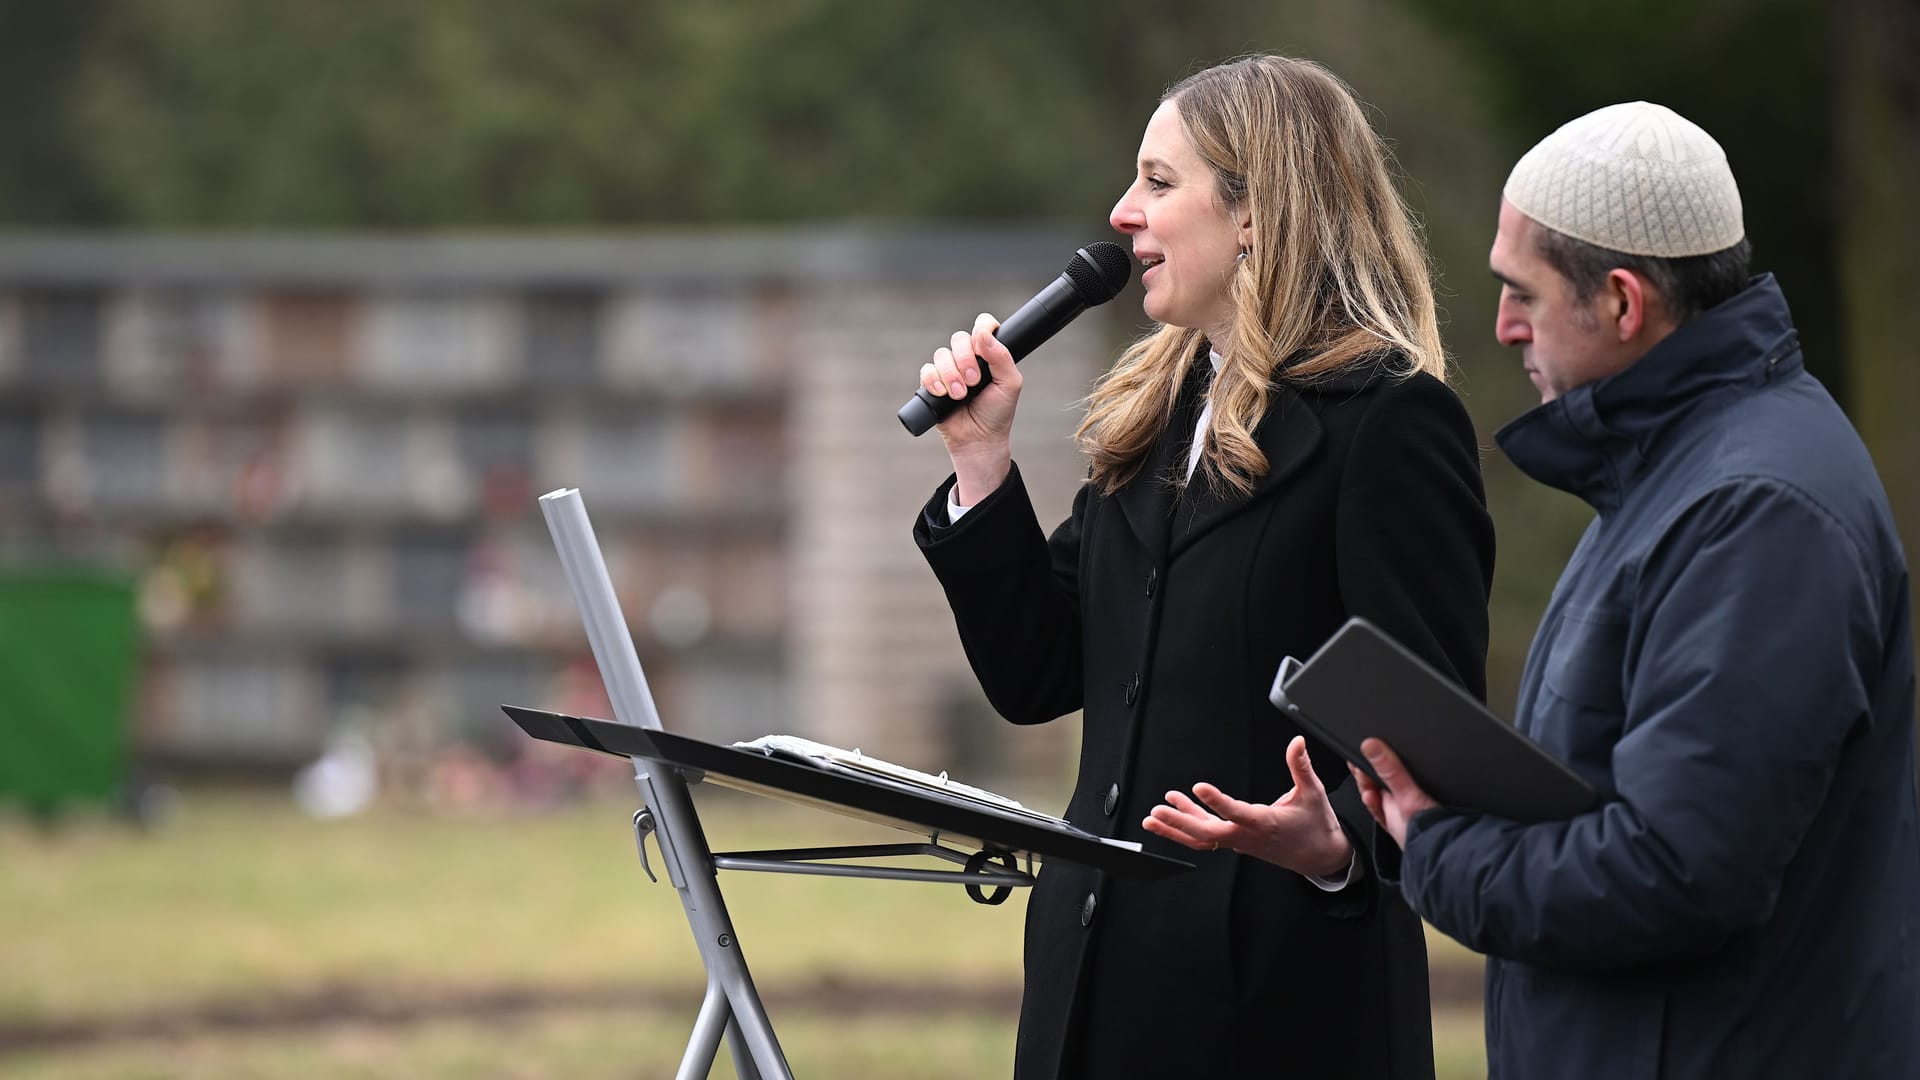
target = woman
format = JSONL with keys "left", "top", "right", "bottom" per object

{"left": 913, "top": 56, "right": 1492, "bottom": 1078}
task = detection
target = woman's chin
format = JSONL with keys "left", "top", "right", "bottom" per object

{"left": 1141, "top": 297, "right": 1188, "bottom": 329}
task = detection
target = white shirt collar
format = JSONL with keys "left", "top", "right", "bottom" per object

{"left": 1187, "top": 351, "right": 1225, "bottom": 483}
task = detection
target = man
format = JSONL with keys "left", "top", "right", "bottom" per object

{"left": 1354, "top": 102, "right": 1920, "bottom": 1078}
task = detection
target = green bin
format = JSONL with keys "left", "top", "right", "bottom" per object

{"left": 0, "top": 568, "right": 141, "bottom": 814}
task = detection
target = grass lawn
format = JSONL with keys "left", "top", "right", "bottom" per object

{"left": 2, "top": 787, "right": 1486, "bottom": 1078}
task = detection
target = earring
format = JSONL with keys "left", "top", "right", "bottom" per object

{"left": 1236, "top": 249, "right": 1250, "bottom": 265}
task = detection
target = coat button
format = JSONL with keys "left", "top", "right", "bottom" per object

{"left": 1103, "top": 782, "right": 1119, "bottom": 816}
{"left": 1145, "top": 567, "right": 1157, "bottom": 598}
{"left": 1124, "top": 673, "right": 1140, "bottom": 706}
{"left": 1081, "top": 892, "right": 1097, "bottom": 926}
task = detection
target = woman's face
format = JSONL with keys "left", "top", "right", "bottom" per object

{"left": 1110, "top": 100, "right": 1248, "bottom": 342}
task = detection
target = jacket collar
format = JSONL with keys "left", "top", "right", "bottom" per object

{"left": 1113, "top": 353, "right": 1393, "bottom": 560}
{"left": 1494, "top": 274, "right": 1803, "bottom": 512}
{"left": 1112, "top": 359, "right": 1205, "bottom": 565}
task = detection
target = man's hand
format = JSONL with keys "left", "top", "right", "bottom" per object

{"left": 1142, "top": 736, "right": 1353, "bottom": 878}
{"left": 1350, "top": 737, "right": 1439, "bottom": 848}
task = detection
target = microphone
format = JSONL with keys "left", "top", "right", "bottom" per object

{"left": 897, "top": 241, "right": 1133, "bottom": 436}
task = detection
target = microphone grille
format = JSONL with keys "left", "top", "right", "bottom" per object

{"left": 1064, "top": 241, "right": 1133, "bottom": 304}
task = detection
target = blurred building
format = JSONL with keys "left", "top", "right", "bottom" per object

{"left": 0, "top": 231, "right": 1114, "bottom": 783}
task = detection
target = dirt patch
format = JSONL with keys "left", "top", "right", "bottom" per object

{"left": 0, "top": 977, "right": 1019, "bottom": 1056}
{"left": 2, "top": 969, "right": 1480, "bottom": 1057}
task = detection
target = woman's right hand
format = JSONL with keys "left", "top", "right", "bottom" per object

{"left": 921, "top": 312, "right": 1021, "bottom": 505}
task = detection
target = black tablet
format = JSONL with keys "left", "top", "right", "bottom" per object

{"left": 1269, "top": 618, "right": 1600, "bottom": 823}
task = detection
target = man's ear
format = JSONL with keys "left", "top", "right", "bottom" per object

{"left": 1605, "top": 268, "right": 1649, "bottom": 343}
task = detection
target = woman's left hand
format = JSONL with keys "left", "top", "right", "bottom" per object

{"left": 1143, "top": 735, "right": 1353, "bottom": 878}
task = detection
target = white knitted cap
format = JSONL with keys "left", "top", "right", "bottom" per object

{"left": 1504, "top": 101, "right": 1744, "bottom": 258}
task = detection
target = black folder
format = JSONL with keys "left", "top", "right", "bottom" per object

{"left": 503, "top": 705, "right": 1191, "bottom": 879}
{"left": 1269, "top": 618, "right": 1600, "bottom": 823}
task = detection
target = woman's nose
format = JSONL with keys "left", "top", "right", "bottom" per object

{"left": 1110, "top": 187, "right": 1144, "bottom": 234}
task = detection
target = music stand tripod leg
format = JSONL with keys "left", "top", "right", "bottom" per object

{"left": 679, "top": 980, "right": 729, "bottom": 1080}
{"left": 542, "top": 489, "right": 792, "bottom": 1080}
{"left": 638, "top": 766, "right": 789, "bottom": 1078}
{"left": 726, "top": 1016, "right": 768, "bottom": 1080}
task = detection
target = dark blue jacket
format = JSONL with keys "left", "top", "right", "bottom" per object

{"left": 1398, "top": 276, "right": 1920, "bottom": 1078}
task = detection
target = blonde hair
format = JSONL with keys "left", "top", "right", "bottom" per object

{"left": 1078, "top": 55, "right": 1446, "bottom": 496}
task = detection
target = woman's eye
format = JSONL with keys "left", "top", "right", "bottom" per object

{"left": 1146, "top": 177, "right": 1170, "bottom": 192}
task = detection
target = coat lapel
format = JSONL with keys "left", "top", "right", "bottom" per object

{"left": 1112, "top": 410, "right": 1184, "bottom": 568}
{"left": 1170, "top": 362, "right": 1388, "bottom": 558}
{"left": 1112, "top": 360, "right": 1214, "bottom": 567}
{"left": 1114, "top": 358, "right": 1390, "bottom": 562}
{"left": 1169, "top": 390, "right": 1324, "bottom": 558}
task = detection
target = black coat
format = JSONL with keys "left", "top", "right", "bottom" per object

{"left": 915, "top": 359, "right": 1495, "bottom": 1079}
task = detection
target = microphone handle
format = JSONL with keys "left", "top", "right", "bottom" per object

{"left": 897, "top": 278, "right": 1089, "bottom": 436}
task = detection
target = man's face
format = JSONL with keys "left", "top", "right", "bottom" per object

{"left": 1489, "top": 200, "right": 1635, "bottom": 403}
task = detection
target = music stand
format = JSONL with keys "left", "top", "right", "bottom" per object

{"left": 520, "top": 489, "right": 1189, "bottom": 1080}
